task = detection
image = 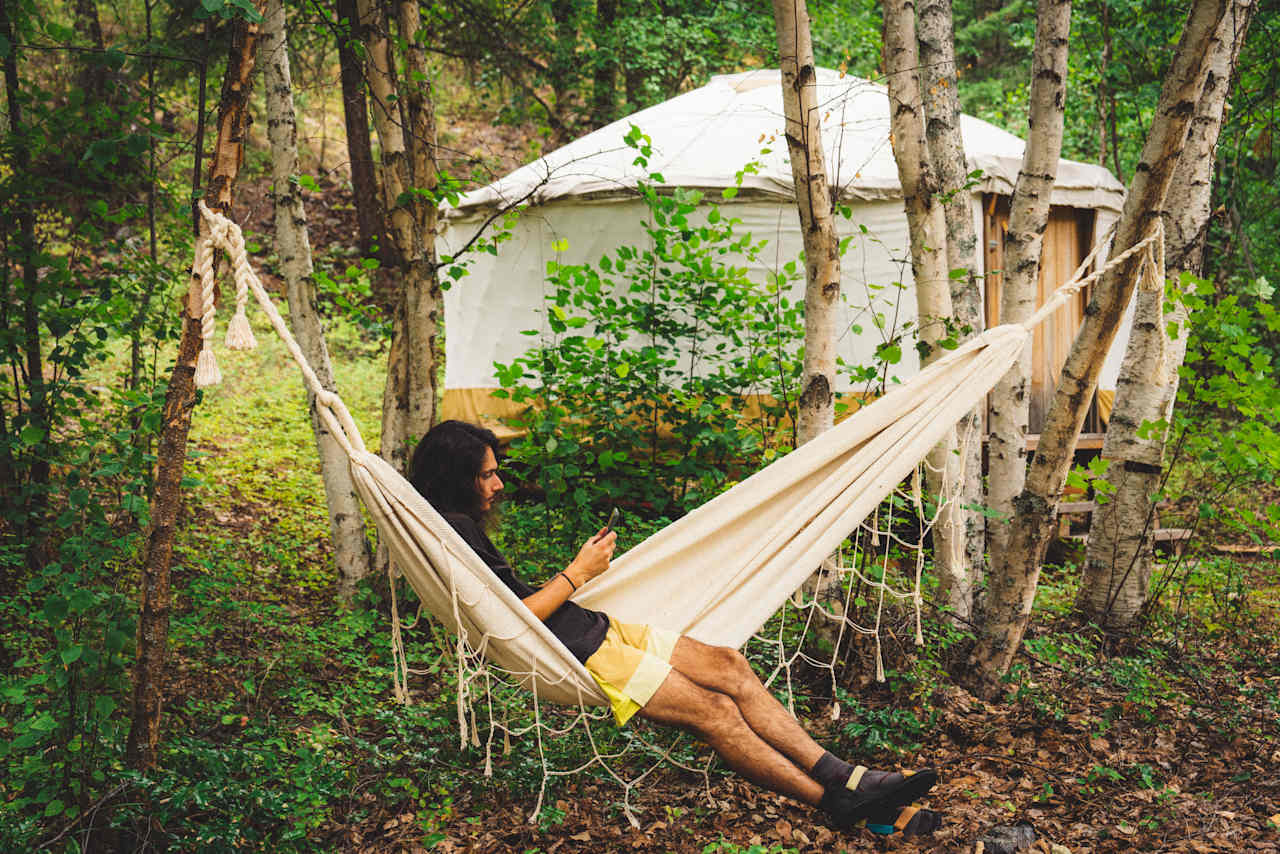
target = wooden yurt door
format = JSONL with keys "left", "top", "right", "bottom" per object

{"left": 983, "top": 195, "right": 1097, "bottom": 434}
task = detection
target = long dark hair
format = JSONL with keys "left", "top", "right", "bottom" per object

{"left": 409, "top": 420, "right": 500, "bottom": 521}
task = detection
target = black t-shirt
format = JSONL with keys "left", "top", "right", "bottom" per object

{"left": 443, "top": 512, "right": 609, "bottom": 663}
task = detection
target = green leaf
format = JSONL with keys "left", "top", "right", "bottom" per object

{"left": 875, "top": 341, "right": 902, "bottom": 365}
{"left": 44, "top": 799, "right": 66, "bottom": 818}
{"left": 94, "top": 696, "right": 118, "bottom": 719}
{"left": 60, "top": 645, "right": 84, "bottom": 666}
{"left": 550, "top": 238, "right": 569, "bottom": 253}
{"left": 20, "top": 425, "right": 45, "bottom": 446}
{"left": 106, "top": 629, "right": 128, "bottom": 653}
{"left": 1246, "top": 275, "right": 1274, "bottom": 300}
{"left": 30, "top": 713, "right": 57, "bottom": 732}
{"left": 43, "top": 595, "right": 69, "bottom": 622}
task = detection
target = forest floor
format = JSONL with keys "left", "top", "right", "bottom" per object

{"left": 172, "top": 321, "right": 1280, "bottom": 854}
{"left": 148, "top": 165, "right": 1280, "bottom": 853}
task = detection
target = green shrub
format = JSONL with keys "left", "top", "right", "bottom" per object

{"left": 493, "top": 127, "right": 805, "bottom": 541}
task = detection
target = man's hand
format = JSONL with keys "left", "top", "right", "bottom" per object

{"left": 566, "top": 527, "right": 616, "bottom": 587}
{"left": 522, "top": 528, "right": 617, "bottom": 621}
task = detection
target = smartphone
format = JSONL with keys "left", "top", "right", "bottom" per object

{"left": 604, "top": 507, "right": 620, "bottom": 534}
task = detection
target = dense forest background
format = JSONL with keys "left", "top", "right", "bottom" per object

{"left": 2, "top": 0, "right": 1279, "bottom": 849}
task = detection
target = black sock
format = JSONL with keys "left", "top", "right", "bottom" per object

{"left": 811, "top": 751, "right": 896, "bottom": 792}
{"left": 811, "top": 751, "right": 855, "bottom": 790}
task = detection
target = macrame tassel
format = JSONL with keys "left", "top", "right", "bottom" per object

{"left": 224, "top": 307, "right": 257, "bottom": 350}
{"left": 194, "top": 217, "right": 222, "bottom": 388}
{"left": 875, "top": 642, "right": 885, "bottom": 683}
{"left": 225, "top": 244, "right": 257, "bottom": 350}
{"left": 830, "top": 701, "right": 841, "bottom": 721}
{"left": 194, "top": 345, "right": 222, "bottom": 388}
{"left": 1139, "top": 251, "right": 1162, "bottom": 292}
{"left": 483, "top": 743, "right": 493, "bottom": 777}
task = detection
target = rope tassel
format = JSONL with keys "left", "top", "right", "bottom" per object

{"left": 194, "top": 347, "right": 222, "bottom": 388}
{"left": 192, "top": 233, "right": 223, "bottom": 388}
{"left": 225, "top": 306, "right": 257, "bottom": 350}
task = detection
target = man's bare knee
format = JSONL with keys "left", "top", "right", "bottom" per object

{"left": 709, "top": 646, "right": 758, "bottom": 697}
{"left": 642, "top": 669, "right": 743, "bottom": 735}
{"left": 697, "top": 690, "right": 747, "bottom": 740}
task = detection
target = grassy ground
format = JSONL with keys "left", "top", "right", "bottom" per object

{"left": 136, "top": 303, "right": 1280, "bottom": 853}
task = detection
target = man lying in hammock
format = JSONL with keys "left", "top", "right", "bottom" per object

{"left": 410, "top": 420, "right": 943, "bottom": 837}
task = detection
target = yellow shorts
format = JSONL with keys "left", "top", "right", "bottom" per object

{"left": 584, "top": 620, "right": 679, "bottom": 726}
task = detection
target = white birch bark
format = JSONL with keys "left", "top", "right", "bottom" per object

{"left": 771, "top": 0, "right": 840, "bottom": 448}
{"left": 919, "top": 0, "right": 983, "bottom": 617}
{"left": 972, "top": 0, "right": 1233, "bottom": 685}
{"left": 356, "top": 0, "right": 441, "bottom": 474}
{"left": 1079, "top": 0, "right": 1253, "bottom": 630}
{"left": 262, "top": 0, "right": 374, "bottom": 599}
{"left": 985, "top": 0, "right": 1072, "bottom": 562}
{"left": 883, "top": 0, "right": 966, "bottom": 612}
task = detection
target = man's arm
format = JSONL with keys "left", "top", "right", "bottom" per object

{"left": 522, "top": 528, "right": 616, "bottom": 620}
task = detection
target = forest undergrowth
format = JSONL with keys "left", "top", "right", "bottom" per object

{"left": 125, "top": 281, "right": 1280, "bottom": 854}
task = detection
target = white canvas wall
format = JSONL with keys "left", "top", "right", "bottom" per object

{"left": 439, "top": 195, "right": 959, "bottom": 394}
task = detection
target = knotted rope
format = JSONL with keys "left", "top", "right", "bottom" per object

{"left": 190, "top": 202, "right": 367, "bottom": 458}
{"left": 1022, "top": 217, "right": 1166, "bottom": 333}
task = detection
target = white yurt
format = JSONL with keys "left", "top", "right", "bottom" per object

{"left": 438, "top": 68, "right": 1129, "bottom": 437}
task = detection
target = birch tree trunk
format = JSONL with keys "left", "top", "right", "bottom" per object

{"left": 1079, "top": 0, "right": 1253, "bottom": 630}
{"left": 985, "top": 0, "right": 1072, "bottom": 563}
{"left": 971, "top": 0, "right": 1232, "bottom": 686}
{"left": 335, "top": 0, "right": 389, "bottom": 264}
{"left": 356, "top": 0, "right": 442, "bottom": 474}
{"left": 262, "top": 0, "right": 374, "bottom": 599}
{"left": 883, "top": 0, "right": 964, "bottom": 616}
{"left": 918, "top": 0, "right": 984, "bottom": 617}
{"left": 771, "top": 0, "right": 840, "bottom": 448}
{"left": 127, "top": 7, "right": 263, "bottom": 770}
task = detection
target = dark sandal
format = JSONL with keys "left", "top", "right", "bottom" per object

{"left": 819, "top": 765, "right": 939, "bottom": 829}
{"left": 866, "top": 803, "right": 944, "bottom": 838}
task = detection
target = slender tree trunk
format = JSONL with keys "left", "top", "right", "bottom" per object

{"left": 356, "top": 0, "right": 442, "bottom": 474}
{"left": 985, "top": 0, "right": 1072, "bottom": 565}
{"left": 72, "top": 0, "right": 106, "bottom": 101}
{"left": 918, "top": 0, "right": 984, "bottom": 617}
{"left": 126, "top": 8, "right": 263, "bottom": 770}
{"left": 262, "top": 0, "right": 374, "bottom": 599}
{"left": 1079, "top": 0, "right": 1252, "bottom": 630}
{"left": 335, "top": 0, "right": 389, "bottom": 264}
{"left": 771, "top": 0, "right": 840, "bottom": 448}
{"left": 2, "top": 0, "right": 51, "bottom": 568}
{"left": 548, "top": 0, "right": 581, "bottom": 138}
{"left": 771, "top": 0, "right": 845, "bottom": 614}
{"left": 883, "top": 0, "right": 964, "bottom": 617}
{"left": 971, "top": 0, "right": 1232, "bottom": 686}
{"left": 591, "top": 0, "right": 618, "bottom": 126}
{"left": 1096, "top": 0, "right": 1112, "bottom": 171}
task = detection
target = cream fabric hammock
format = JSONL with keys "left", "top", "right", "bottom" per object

{"left": 191, "top": 202, "right": 1163, "bottom": 709}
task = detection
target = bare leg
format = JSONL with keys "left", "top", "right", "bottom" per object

{"left": 669, "top": 636, "right": 826, "bottom": 773}
{"left": 638, "top": 667, "right": 824, "bottom": 806}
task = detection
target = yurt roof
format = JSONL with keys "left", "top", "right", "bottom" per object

{"left": 448, "top": 68, "right": 1126, "bottom": 219}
